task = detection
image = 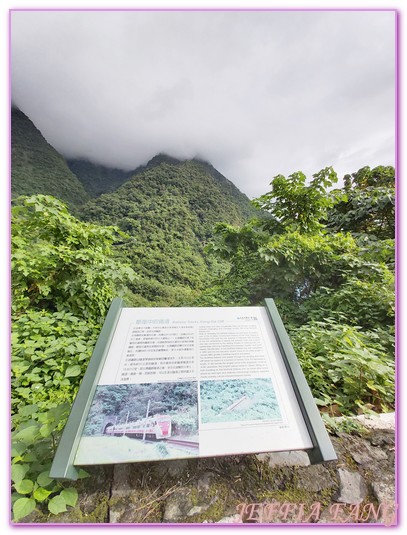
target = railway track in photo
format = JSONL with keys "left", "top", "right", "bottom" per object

{"left": 138, "top": 437, "right": 199, "bottom": 452}
{"left": 165, "top": 438, "right": 199, "bottom": 451}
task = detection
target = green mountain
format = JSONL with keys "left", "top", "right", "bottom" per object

{"left": 11, "top": 107, "right": 256, "bottom": 305}
{"left": 66, "top": 158, "right": 135, "bottom": 197}
{"left": 80, "top": 157, "right": 256, "bottom": 305}
{"left": 11, "top": 107, "right": 89, "bottom": 207}
{"left": 66, "top": 153, "right": 246, "bottom": 202}
{"left": 66, "top": 155, "right": 184, "bottom": 198}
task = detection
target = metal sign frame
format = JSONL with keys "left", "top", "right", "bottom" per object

{"left": 50, "top": 298, "right": 336, "bottom": 480}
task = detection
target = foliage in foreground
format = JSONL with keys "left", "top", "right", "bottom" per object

{"left": 11, "top": 195, "right": 136, "bottom": 521}
{"left": 289, "top": 321, "right": 394, "bottom": 413}
{"left": 12, "top": 195, "right": 136, "bottom": 322}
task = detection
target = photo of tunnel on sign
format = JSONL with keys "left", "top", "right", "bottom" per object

{"left": 75, "top": 381, "right": 199, "bottom": 464}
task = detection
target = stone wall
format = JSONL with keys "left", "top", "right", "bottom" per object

{"left": 26, "top": 413, "right": 396, "bottom": 525}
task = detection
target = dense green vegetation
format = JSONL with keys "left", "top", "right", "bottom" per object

{"left": 79, "top": 157, "right": 256, "bottom": 306}
{"left": 67, "top": 154, "right": 192, "bottom": 198}
{"left": 10, "top": 107, "right": 395, "bottom": 522}
{"left": 203, "top": 165, "right": 395, "bottom": 414}
{"left": 10, "top": 147, "right": 257, "bottom": 520}
{"left": 67, "top": 158, "right": 134, "bottom": 197}
{"left": 200, "top": 378, "right": 280, "bottom": 424}
{"left": 11, "top": 108, "right": 89, "bottom": 208}
{"left": 11, "top": 195, "right": 136, "bottom": 520}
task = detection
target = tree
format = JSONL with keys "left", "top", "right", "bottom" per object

{"left": 12, "top": 194, "right": 136, "bottom": 322}
{"left": 327, "top": 165, "right": 395, "bottom": 239}
{"left": 253, "top": 166, "right": 342, "bottom": 234}
{"left": 204, "top": 166, "right": 395, "bottom": 415}
{"left": 207, "top": 166, "right": 394, "bottom": 322}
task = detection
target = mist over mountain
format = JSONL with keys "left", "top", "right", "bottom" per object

{"left": 11, "top": 107, "right": 256, "bottom": 304}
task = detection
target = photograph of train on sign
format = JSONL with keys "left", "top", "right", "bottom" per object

{"left": 75, "top": 381, "right": 199, "bottom": 464}
{"left": 200, "top": 378, "right": 282, "bottom": 425}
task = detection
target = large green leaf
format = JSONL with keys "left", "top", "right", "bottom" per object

{"left": 37, "top": 471, "right": 53, "bottom": 488}
{"left": 14, "top": 479, "right": 34, "bottom": 495}
{"left": 33, "top": 487, "right": 52, "bottom": 502}
{"left": 13, "top": 497, "right": 36, "bottom": 522}
{"left": 61, "top": 487, "right": 78, "bottom": 507}
{"left": 11, "top": 464, "right": 30, "bottom": 484}
{"left": 13, "top": 425, "right": 39, "bottom": 444}
{"left": 64, "top": 365, "right": 82, "bottom": 378}
{"left": 48, "top": 495, "right": 67, "bottom": 515}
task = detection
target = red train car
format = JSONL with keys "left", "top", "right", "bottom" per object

{"left": 104, "top": 414, "right": 172, "bottom": 440}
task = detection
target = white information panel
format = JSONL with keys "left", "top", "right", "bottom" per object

{"left": 74, "top": 306, "right": 313, "bottom": 465}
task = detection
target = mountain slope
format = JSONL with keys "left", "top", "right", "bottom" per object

{"left": 66, "top": 153, "right": 252, "bottom": 209}
{"left": 11, "top": 108, "right": 89, "bottom": 207}
{"left": 66, "top": 158, "right": 135, "bottom": 197}
{"left": 80, "top": 157, "right": 256, "bottom": 305}
{"left": 66, "top": 154, "right": 183, "bottom": 198}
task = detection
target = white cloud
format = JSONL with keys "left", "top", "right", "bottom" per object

{"left": 11, "top": 9, "right": 395, "bottom": 197}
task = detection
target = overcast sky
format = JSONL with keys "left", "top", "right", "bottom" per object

{"left": 11, "top": 9, "right": 395, "bottom": 198}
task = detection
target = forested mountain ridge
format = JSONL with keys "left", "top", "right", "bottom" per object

{"left": 10, "top": 107, "right": 395, "bottom": 522}
{"left": 11, "top": 107, "right": 256, "bottom": 305}
{"left": 11, "top": 107, "right": 89, "bottom": 207}
{"left": 80, "top": 157, "right": 257, "bottom": 305}
{"left": 67, "top": 152, "right": 254, "bottom": 210}
{"left": 78, "top": 155, "right": 255, "bottom": 228}
{"left": 66, "top": 158, "right": 135, "bottom": 198}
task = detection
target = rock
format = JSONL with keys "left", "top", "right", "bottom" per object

{"left": 109, "top": 506, "right": 124, "bottom": 524}
{"left": 318, "top": 505, "right": 352, "bottom": 524}
{"left": 197, "top": 471, "right": 215, "bottom": 492}
{"left": 331, "top": 427, "right": 395, "bottom": 512}
{"left": 355, "top": 412, "right": 395, "bottom": 431}
{"left": 14, "top": 509, "right": 46, "bottom": 524}
{"left": 336, "top": 469, "right": 367, "bottom": 504}
{"left": 372, "top": 480, "right": 395, "bottom": 504}
{"left": 154, "top": 459, "right": 190, "bottom": 479}
{"left": 318, "top": 502, "right": 396, "bottom": 525}
{"left": 187, "top": 505, "right": 206, "bottom": 516}
{"left": 256, "top": 450, "right": 310, "bottom": 467}
{"left": 329, "top": 436, "right": 347, "bottom": 458}
{"left": 332, "top": 413, "right": 395, "bottom": 431}
{"left": 109, "top": 463, "right": 169, "bottom": 523}
{"left": 162, "top": 488, "right": 191, "bottom": 522}
{"left": 111, "top": 464, "right": 132, "bottom": 496}
{"left": 217, "top": 514, "right": 243, "bottom": 523}
{"left": 350, "top": 442, "right": 388, "bottom": 465}
{"left": 109, "top": 464, "right": 135, "bottom": 523}
{"left": 163, "top": 487, "right": 211, "bottom": 522}
{"left": 295, "top": 464, "right": 336, "bottom": 492}
{"left": 369, "top": 488, "right": 397, "bottom": 527}
{"left": 370, "top": 430, "right": 395, "bottom": 448}
{"left": 333, "top": 433, "right": 388, "bottom": 467}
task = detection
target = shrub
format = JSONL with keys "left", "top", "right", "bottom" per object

{"left": 290, "top": 320, "right": 394, "bottom": 414}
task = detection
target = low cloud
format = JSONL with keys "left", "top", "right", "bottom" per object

{"left": 11, "top": 10, "right": 395, "bottom": 197}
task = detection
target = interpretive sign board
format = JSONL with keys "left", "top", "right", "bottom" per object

{"left": 50, "top": 298, "right": 336, "bottom": 480}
